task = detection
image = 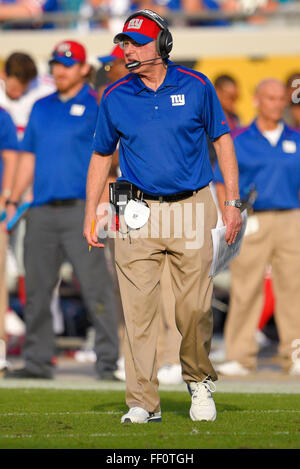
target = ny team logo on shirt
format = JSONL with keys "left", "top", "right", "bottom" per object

{"left": 128, "top": 19, "right": 143, "bottom": 30}
{"left": 170, "top": 94, "right": 185, "bottom": 106}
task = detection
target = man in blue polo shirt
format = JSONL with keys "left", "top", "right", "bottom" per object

{"left": 5, "top": 40, "right": 119, "bottom": 380}
{"left": 213, "top": 78, "right": 300, "bottom": 377}
{"left": 84, "top": 10, "right": 242, "bottom": 423}
{"left": 0, "top": 108, "right": 19, "bottom": 371}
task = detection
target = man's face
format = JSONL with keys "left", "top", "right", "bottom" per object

{"left": 216, "top": 82, "right": 239, "bottom": 115}
{"left": 106, "top": 58, "right": 128, "bottom": 82}
{"left": 122, "top": 38, "right": 159, "bottom": 73}
{"left": 256, "top": 82, "right": 287, "bottom": 123}
{"left": 51, "top": 62, "right": 87, "bottom": 93}
{"left": 5, "top": 76, "right": 28, "bottom": 100}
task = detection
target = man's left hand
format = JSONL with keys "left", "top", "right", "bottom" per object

{"left": 222, "top": 206, "right": 242, "bottom": 245}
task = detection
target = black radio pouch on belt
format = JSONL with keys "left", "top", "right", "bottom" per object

{"left": 109, "top": 181, "right": 134, "bottom": 215}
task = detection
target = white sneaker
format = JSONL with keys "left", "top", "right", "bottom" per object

{"left": 157, "top": 364, "right": 183, "bottom": 385}
{"left": 289, "top": 361, "right": 300, "bottom": 376}
{"left": 114, "top": 368, "right": 126, "bottom": 381}
{"left": 0, "top": 358, "right": 10, "bottom": 371}
{"left": 121, "top": 406, "right": 162, "bottom": 424}
{"left": 216, "top": 360, "right": 251, "bottom": 376}
{"left": 255, "top": 330, "right": 272, "bottom": 348}
{"left": 117, "top": 356, "right": 125, "bottom": 370}
{"left": 188, "top": 378, "right": 217, "bottom": 421}
{"left": 113, "top": 356, "right": 126, "bottom": 381}
{"left": 74, "top": 350, "right": 97, "bottom": 363}
{"left": 209, "top": 348, "right": 226, "bottom": 363}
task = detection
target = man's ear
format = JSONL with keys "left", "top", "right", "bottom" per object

{"left": 81, "top": 63, "right": 91, "bottom": 77}
{"left": 0, "top": 70, "right": 6, "bottom": 80}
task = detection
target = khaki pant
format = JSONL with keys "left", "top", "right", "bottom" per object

{"left": 115, "top": 186, "right": 218, "bottom": 413}
{"left": 157, "top": 258, "right": 181, "bottom": 368}
{"left": 225, "top": 210, "right": 300, "bottom": 371}
{"left": 0, "top": 229, "right": 8, "bottom": 342}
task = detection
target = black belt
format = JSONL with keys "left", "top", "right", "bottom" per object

{"left": 133, "top": 187, "right": 201, "bottom": 203}
{"left": 46, "top": 199, "right": 80, "bottom": 207}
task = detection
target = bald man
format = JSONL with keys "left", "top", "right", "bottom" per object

{"left": 213, "top": 79, "right": 300, "bottom": 376}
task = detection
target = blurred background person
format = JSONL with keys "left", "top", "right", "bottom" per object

{"left": 130, "top": 0, "right": 182, "bottom": 16}
{"left": 0, "top": 52, "right": 55, "bottom": 140}
{"left": 214, "top": 74, "right": 241, "bottom": 131}
{"left": 0, "top": 107, "right": 19, "bottom": 373}
{"left": 208, "top": 74, "right": 241, "bottom": 168}
{"left": 0, "top": 0, "right": 59, "bottom": 28}
{"left": 4, "top": 40, "right": 119, "bottom": 380}
{"left": 97, "top": 44, "right": 127, "bottom": 101}
{"left": 79, "top": 0, "right": 131, "bottom": 32}
{"left": 213, "top": 78, "right": 300, "bottom": 377}
{"left": 0, "top": 51, "right": 56, "bottom": 342}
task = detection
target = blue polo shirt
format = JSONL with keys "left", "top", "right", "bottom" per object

{"left": 213, "top": 121, "right": 300, "bottom": 210}
{"left": 93, "top": 62, "right": 229, "bottom": 196}
{"left": 0, "top": 107, "right": 19, "bottom": 191}
{"left": 21, "top": 84, "right": 98, "bottom": 206}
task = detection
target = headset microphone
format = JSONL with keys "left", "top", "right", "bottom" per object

{"left": 125, "top": 56, "right": 167, "bottom": 70}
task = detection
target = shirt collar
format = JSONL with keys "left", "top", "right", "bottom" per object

{"left": 250, "top": 119, "right": 290, "bottom": 140}
{"left": 130, "top": 61, "right": 178, "bottom": 95}
{"left": 53, "top": 82, "right": 89, "bottom": 102}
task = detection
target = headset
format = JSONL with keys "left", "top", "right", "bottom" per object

{"left": 123, "top": 9, "right": 173, "bottom": 62}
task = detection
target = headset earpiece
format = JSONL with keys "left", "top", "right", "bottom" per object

{"left": 156, "top": 29, "right": 173, "bottom": 58}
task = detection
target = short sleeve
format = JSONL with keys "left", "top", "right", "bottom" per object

{"left": 202, "top": 78, "right": 230, "bottom": 141}
{"left": 21, "top": 103, "right": 38, "bottom": 153}
{"left": 93, "top": 94, "right": 119, "bottom": 155}
{"left": 0, "top": 110, "right": 19, "bottom": 151}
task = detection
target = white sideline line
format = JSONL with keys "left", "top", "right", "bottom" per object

{"left": 0, "top": 431, "right": 295, "bottom": 440}
{"left": 1, "top": 379, "right": 300, "bottom": 393}
{"left": 1, "top": 409, "right": 300, "bottom": 417}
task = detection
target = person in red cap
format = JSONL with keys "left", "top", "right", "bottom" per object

{"left": 97, "top": 45, "right": 127, "bottom": 103}
{"left": 5, "top": 40, "right": 119, "bottom": 381}
{"left": 84, "top": 10, "right": 241, "bottom": 424}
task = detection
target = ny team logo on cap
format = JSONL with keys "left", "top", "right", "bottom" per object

{"left": 127, "top": 18, "right": 144, "bottom": 30}
{"left": 50, "top": 40, "right": 86, "bottom": 67}
{"left": 114, "top": 15, "right": 161, "bottom": 45}
{"left": 56, "top": 42, "right": 72, "bottom": 55}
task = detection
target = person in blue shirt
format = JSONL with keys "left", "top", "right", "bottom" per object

{"left": 213, "top": 78, "right": 300, "bottom": 377}
{"left": 0, "top": 0, "right": 59, "bottom": 28}
{"left": 4, "top": 40, "right": 119, "bottom": 380}
{"left": 84, "top": 9, "right": 242, "bottom": 423}
{"left": 0, "top": 107, "right": 19, "bottom": 371}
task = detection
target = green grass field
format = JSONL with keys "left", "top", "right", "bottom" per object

{"left": 0, "top": 389, "right": 299, "bottom": 449}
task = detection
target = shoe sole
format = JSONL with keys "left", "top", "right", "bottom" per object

{"left": 121, "top": 416, "right": 162, "bottom": 424}
{"left": 189, "top": 409, "right": 216, "bottom": 422}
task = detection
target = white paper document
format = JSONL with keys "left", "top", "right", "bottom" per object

{"left": 209, "top": 209, "right": 248, "bottom": 278}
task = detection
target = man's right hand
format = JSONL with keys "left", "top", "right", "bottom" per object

{"left": 83, "top": 213, "right": 105, "bottom": 249}
{"left": 4, "top": 203, "right": 17, "bottom": 232}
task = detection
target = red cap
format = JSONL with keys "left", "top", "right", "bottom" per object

{"left": 98, "top": 45, "right": 125, "bottom": 64}
{"left": 114, "top": 16, "right": 161, "bottom": 45}
{"left": 50, "top": 40, "right": 86, "bottom": 67}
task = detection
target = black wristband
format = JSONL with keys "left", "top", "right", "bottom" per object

{"left": 5, "top": 200, "right": 18, "bottom": 207}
